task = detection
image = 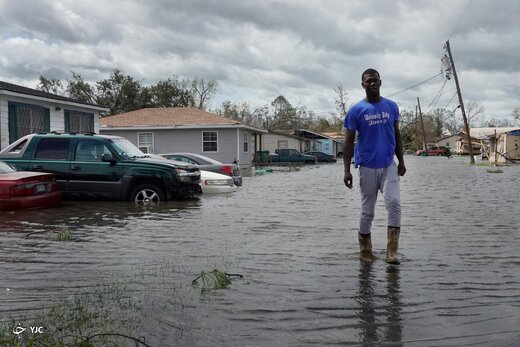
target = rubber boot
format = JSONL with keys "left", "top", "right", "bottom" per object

{"left": 386, "top": 227, "right": 400, "bottom": 264}
{"left": 359, "top": 233, "right": 375, "bottom": 262}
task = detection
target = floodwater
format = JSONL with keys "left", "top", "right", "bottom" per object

{"left": 1, "top": 156, "right": 520, "bottom": 346}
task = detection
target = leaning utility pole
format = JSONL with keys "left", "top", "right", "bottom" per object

{"left": 445, "top": 40, "right": 475, "bottom": 164}
{"left": 417, "top": 97, "right": 427, "bottom": 150}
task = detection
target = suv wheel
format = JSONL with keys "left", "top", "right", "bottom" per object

{"left": 130, "top": 184, "right": 165, "bottom": 205}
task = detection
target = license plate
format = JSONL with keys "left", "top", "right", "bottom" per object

{"left": 35, "top": 184, "right": 46, "bottom": 193}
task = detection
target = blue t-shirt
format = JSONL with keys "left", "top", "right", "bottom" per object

{"left": 344, "top": 97, "right": 399, "bottom": 169}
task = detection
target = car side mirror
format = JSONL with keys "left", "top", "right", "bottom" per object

{"left": 102, "top": 153, "right": 117, "bottom": 165}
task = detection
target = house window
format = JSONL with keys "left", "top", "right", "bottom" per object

{"left": 65, "top": 110, "right": 94, "bottom": 133}
{"left": 202, "top": 131, "right": 218, "bottom": 152}
{"left": 138, "top": 132, "right": 154, "bottom": 153}
{"left": 243, "top": 132, "right": 250, "bottom": 153}
{"left": 278, "top": 140, "right": 288, "bottom": 149}
{"left": 8, "top": 102, "right": 50, "bottom": 143}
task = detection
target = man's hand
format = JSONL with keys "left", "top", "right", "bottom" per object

{"left": 397, "top": 162, "right": 406, "bottom": 176}
{"left": 344, "top": 172, "right": 353, "bottom": 189}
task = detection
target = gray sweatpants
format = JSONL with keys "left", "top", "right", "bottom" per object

{"left": 358, "top": 161, "right": 401, "bottom": 235}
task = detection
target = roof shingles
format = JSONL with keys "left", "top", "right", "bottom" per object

{"left": 100, "top": 107, "right": 240, "bottom": 127}
{"left": 0, "top": 80, "right": 104, "bottom": 107}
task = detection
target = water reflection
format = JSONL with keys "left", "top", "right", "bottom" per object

{"left": 0, "top": 199, "right": 203, "bottom": 234}
{"left": 357, "top": 261, "right": 403, "bottom": 346}
{"left": 385, "top": 266, "right": 403, "bottom": 346}
{"left": 1, "top": 158, "right": 520, "bottom": 346}
{"left": 357, "top": 261, "right": 379, "bottom": 345}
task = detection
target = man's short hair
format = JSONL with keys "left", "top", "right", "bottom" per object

{"left": 361, "top": 68, "right": 380, "bottom": 81}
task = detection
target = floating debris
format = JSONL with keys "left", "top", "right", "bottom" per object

{"left": 192, "top": 269, "right": 242, "bottom": 290}
{"left": 26, "top": 228, "right": 73, "bottom": 241}
{"left": 486, "top": 168, "right": 503, "bottom": 174}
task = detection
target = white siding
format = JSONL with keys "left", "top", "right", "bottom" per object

{"left": 0, "top": 96, "right": 8, "bottom": 149}
{"left": 0, "top": 93, "right": 101, "bottom": 150}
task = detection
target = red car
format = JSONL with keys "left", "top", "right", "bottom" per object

{"left": 0, "top": 161, "right": 61, "bottom": 211}
{"left": 415, "top": 146, "right": 447, "bottom": 156}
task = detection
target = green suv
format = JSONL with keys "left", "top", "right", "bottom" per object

{"left": 0, "top": 133, "right": 202, "bottom": 203}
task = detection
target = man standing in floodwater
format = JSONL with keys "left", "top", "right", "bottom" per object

{"left": 343, "top": 68, "right": 406, "bottom": 264}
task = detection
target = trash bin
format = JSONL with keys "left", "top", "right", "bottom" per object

{"left": 255, "top": 150, "right": 270, "bottom": 163}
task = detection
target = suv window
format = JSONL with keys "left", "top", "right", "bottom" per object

{"left": 75, "top": 139, "right": 111, "bottom": 161}
{"left": 35, "top": 139, "right": 69, "bottom": 160}
{"left": 9, "top": 139, "right": 28, "bottom": 153}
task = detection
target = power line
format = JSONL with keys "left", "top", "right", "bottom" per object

{"left": 448, "top": 0, "right": 474, "bottom": 39}
{"left": 386, "top": 72, "right": 443, "bottom": 98}
{"left": 443, "top": 91, "right": 459, "bottom": 109}
{"left": 424, "top": 78, "right": 448, "bottom": 112}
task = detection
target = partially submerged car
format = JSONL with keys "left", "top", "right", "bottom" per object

{"left": 0, "top": 133, "right": 202, "bottom": 204}
{"left": 303, "top": 151, "right": 337, "bottom": 163}
{"left": 415, "top": 146, "right": 451, "bottom": 156}
{"left": 199, "top": 170, "right": 237, "bottom": 194}
{"left": 160, "top": 152, "right": 242, "bottom": 186}
{"left": 0, "top": 161, "right": 61, "bottom": 210}
{"left": 268, "top": 149, "right": 317, "bottom": 164}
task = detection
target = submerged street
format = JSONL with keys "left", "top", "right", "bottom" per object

{"left": 1, "top": 156, "right": 519, "bottom": 346}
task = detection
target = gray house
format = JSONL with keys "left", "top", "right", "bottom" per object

{"left": 262, "top": 130, "right": 311, "bottom": 154}
{"left": 99, "top": 107, "right": 267, "bottom": 168}
{"left": 262, "top": 129, "right": 344, "bottom": 156}
{"left": 0, "top": 80, "right": 108, "bottom": 150}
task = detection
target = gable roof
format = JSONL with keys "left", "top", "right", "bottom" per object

{"left": 0, "top": 80, "right": 105, "bottom": 109}
{"left": 436, "top": 132, "right": 465, "bottom": 142}
{"left": 470, "top": 127, "right": 520, "bottom": 138}
{"left": 100, "top": 107, "right": 267, "bottom": 133}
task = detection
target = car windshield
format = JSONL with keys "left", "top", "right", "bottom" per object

{"left": 109, "top": 138, "right": 149, "bottom": 159}
{"left": 0, "top": 161, "right": 16, "bottom": 173}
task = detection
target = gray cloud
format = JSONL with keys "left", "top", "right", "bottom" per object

{"left": 1, "top": 0, "right": 519, "bottom": 120}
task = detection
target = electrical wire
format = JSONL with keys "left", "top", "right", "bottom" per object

{"left": 386, "top": 72, "right": 443, "bottom": 98}
{"left": 443, "top": 92, "right": 459, "bottom": 110}
{"left": 448, "top": 0, "right": 474, "bottom": 39}
{"left": 423, "top": 78, "right": 448, "bottom": 112}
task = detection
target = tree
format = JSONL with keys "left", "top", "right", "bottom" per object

{"left": 271, "top": 95, "right": 298, "bottom": 129}
{"left": 66, "top": 72, "right": 96, "bottom": 104}
{"left": 399, "top": 109, "right": 420, "bottom": 150}
{"left": 219, "top": 101, "right": 270, "bottom": 129}
{"left": 430, "top": 108, "right": 450, "bottom": 137}
{"left": 334, "top": 84, "right": 349, "bottom": 117}
{"left": 37, "top": 70, "right": 221, "bottom": 115}
{"left": 149, "top": 77, "right": 192, "bottom": 108}
{"left": 309, "top": 117, "right": 331, "bottom": 132}
{"left": 512, "top": 107, "right": 520, "bottom": 125}
{"left": 464, "top": 101, "right": 485, "bottom": 128}
{"left": 250, "top": 105, "right": 270, "bottom": 129}
{"left": 95, "top": 69, "right": 147, "bottom": 115}
{"left": 190, "top": 77, "right": 217, "bottom": 110}
{"left": 36, "top": 76, "right": 65, "bottom": 95}
{"left": 481, "top": 118, "right": 514, "bottom": 127}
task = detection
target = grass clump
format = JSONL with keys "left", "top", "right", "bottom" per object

{"left": 0, "top": 280, "right": 148, "bottom": 346}
{"left": 192, "top": 269, "right": 241, "bottom": 290}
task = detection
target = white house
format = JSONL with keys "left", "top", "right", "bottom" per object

{"left": 1, "top": 80, "right": 108, "bottom": 150}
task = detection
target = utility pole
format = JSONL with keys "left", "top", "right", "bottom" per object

{"left": 417, "top": 97, "right": 427, "bottom": 150}
{"left": 445, "top": 40, "right": 475, "bottom": 164}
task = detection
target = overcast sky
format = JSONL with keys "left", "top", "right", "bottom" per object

{"left": 1, "top": 0, "right": 519, "bottom": 123}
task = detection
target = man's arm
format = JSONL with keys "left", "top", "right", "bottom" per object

{"left": 343, "top": 129, "right": 356, "bottom": 188}
{"left": 394, "top": 121, "right": 406, "bottom": 176}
